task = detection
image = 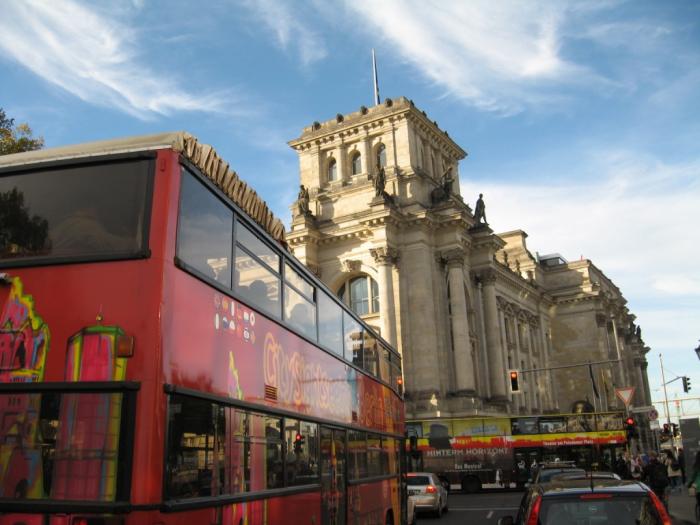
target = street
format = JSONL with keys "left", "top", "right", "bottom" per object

{"left": 413, "top": 490, "right": 692, "bottom": 524}
{"left": 414, "top": 491, "right": 522, "bottom": 524}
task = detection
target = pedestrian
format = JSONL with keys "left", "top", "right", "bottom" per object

{"left": 687, "top": 451, "right": 700, "bottom": 511}
{"left": 630, "top": 454, "right": 642, "bottom": 480}
{"left": 643, "top": 451, "right": 670, "bottom": 509}
{"left": 665, "top": 450, "right": 683, "bottom": 493}
{"left": 678, "top": 448, "right": 686, "bottom": 484}
{"left": 615, "top": 453, "right": 630, "bottom": 479}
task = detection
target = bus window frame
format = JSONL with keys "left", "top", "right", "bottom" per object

{"left": 0, "top": 152, "right": 156, "bottom": 269}
{"left": 174, "top": 158, "right": 403, "bottom": 398}
{"left": 0, "top": 381, "right": 139, "bottom": 514}
{"left": 162, "top": 385, "right": 402, "bottom": 511}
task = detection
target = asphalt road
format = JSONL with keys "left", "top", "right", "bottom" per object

{"left": 413, "top": 489, "right": 691, "bottom": 524}
{"left": 414, "top": 490, "right": 522, "bottom": 524}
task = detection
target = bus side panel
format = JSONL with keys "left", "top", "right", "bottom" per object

{"left": 348, "top": 478, "right": 401, "bottom": 525}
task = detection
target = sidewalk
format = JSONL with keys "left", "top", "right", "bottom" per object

{"left": 669, "top": 488, "right": 696, "bottom": 525}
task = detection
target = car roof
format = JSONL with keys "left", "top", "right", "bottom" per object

{"left": 407, "top": 472, "right": 436, "bottom": 477}
{"left": 536, "top": 478, "right": 649, "bottom": 496}
{"left": 538, "top": 461, "right": 578, "bottom": 468}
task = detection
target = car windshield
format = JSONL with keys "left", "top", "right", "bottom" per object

{"left": 538, "top": 468, "right": 585, "bottom": 482}
{"left": 407, "top": 476, "right": 431, "bottom": 485}
{"left": 540, "top": 494, "right": 663, "bottom": 524}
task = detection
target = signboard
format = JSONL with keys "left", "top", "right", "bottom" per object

{"left": 649, "top": 419, "right": 660, "bottom": 431}
{"left": 615, "top": 387, "right": 636, "bottom": 407}
{"left": 648, "top": 408, "right": 659, "bottom": 421}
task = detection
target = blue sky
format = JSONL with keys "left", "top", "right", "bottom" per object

{"left": 1, "top": 0, "right": 699, "bottom": 414}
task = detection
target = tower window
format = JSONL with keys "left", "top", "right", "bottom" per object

{"left": 376, "top": 144, "right": 386, "bottom": 169}
{"left": 351, "top": 152, "right": 362, "bottom": 175}
{"left": 338, "top": 275, "right": 379, "bottom": 316}
{"left": 327, "top": 158, "right": 338, "bottom": 181}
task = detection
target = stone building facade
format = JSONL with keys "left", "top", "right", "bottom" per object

{"left": 286, "top": 97, "right": 652, "bottom": 442}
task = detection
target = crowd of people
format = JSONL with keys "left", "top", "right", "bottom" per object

{"left": 614, "top": 447, "right": 700, "bottom": 511}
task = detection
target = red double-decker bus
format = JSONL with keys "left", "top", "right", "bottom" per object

{"left": 0, "top": 133, "right": 406, "bottom": 525}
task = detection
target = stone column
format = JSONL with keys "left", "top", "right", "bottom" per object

{"left": 336, "top": 144, "right": 348, "bottom": 182}
{"left": 641, "top": 361, "right": 652, "bottom": 406}
{"left": 370, "top": 247, "right": 399, "bottom": 347}
{"left": 443, "top": 249, "right": 476, "bottom": 394}
{"left": 361, "top": 135, "right": 371, "bottom": 175}
{"left": 527, "top": 324, "right": 540, "bottom": 412}
{"left": 475, "top": 279, "right": 492, "bottom": 399}
{"left": 480, "top": 271, "right": 508, "bottom": 400}
{"left": 514, "top": 319, "right": 532, "bottom": 413}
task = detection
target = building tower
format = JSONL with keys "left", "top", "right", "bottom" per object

{"left": 287, "top": 97, "right": 557, "bottom": 418}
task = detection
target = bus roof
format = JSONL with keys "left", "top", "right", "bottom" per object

{"left": 0, "top": 131, "right": 286, "bottom": 244}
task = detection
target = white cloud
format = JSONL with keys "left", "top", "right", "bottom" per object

{"left": 238, "top": 0, "right": 327, "bottom": 67}
{"left": 343, "top": 0, "right": 608, "bottom": 114}
{"left": 0, "top": 0, "right": 234, "bottom": 119}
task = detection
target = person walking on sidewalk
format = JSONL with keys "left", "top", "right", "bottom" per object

{"left": 643, "top": 451, "right": 670, "bottom": 509}
{"left": 666, "top": 449, "right": 683, "bottom": 493}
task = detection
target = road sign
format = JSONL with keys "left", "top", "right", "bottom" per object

{"left": 615, "top": 387, "right": 636, "bottom": 407}
{"left": 650, "top": 419, "right": 660, "bottom": 431}
{"left": 648, "top": 408, "right": 659, "bottom": 421}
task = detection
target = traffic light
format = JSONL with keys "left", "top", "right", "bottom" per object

{"left": 663, "top": 423, "right": 670, "bottom": 434}
{"left": 625, "top": 416, "right": 638, "bottom": 440}
{"left": 509, "top": 370, "right": 521, "bottom": 393}
{"left": 294, "top": 433, "right": 304, "bottom": 454}
{"left": 683, "top": 376, "right": 691, "bottom": 393}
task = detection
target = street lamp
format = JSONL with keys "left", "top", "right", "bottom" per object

{"left": 695, "top": 340, "right": 700, "bottom": 361}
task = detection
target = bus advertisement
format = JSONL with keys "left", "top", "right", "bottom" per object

{"left": 407, "top": 412, "right": 626, "bottom": 493}
{"left": 0, "top": 133, "right": 406, "bottom": 525}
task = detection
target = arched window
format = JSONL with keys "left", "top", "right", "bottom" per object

{"left": 376, "top": 144, "right": 386, "bottom": 169}
{"left": 351, "top": 152, "right": 362, "bottom": 175}
{"left": 327, "top": 158, "right": 338, "bottom": 181}
{"left": 338, "top": 275, "right": 379, "bottom": 316}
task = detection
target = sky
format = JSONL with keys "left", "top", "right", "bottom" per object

{"left": 1, "top": 0, "right": 699, "bottom": 416}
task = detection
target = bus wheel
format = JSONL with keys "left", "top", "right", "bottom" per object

{"left": 461, "top": 476, "right": 481, "bottom": 493}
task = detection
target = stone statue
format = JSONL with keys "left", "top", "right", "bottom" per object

{"left": 635, "top": 325, "right": 642, "bottom": 339}
{"left": 374, "top": 162, "right": 386, "bottom": 197}
{"left": 296, "top": 184, "right": 310, "bottom": 216}
{"left": 474, "top": 193, "right": 487, "bottom": 224}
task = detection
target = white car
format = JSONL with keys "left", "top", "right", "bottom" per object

{"left": 407, "top": 472, "right": 448, "bottom": 518}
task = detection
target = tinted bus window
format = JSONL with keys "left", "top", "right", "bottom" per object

{"left": 367, "top": 434, "right": 383, "bottom": 477}
{"left": 284, "top": 419, "right": 319, "bottom": 486}
{"left": 283, "top": 265, "right": 316, "bottom": 340}
{"left": 177, "top": 169, "right": 233, "bottom": 287}
{"left": 343, "top": 312, "right": 363, "bottom": 366}
{"left": 0, "top": 391, "right": 130, "bottom": 502}
{"left": 234, "top": 220, "right": 281, "bottom": 319}
{"left": 348, "top": 431, "right": 367, "bottom": 480}
{"left": 511, "top": 417, "right": 539, "bottom": 435}
{"left": 567, "top": 414, "right": 596, "bottom": 432}
{"left": 318, "top": 291, "right": 343, "bottom": 355}
{"left": 166, "top": 395, "right": 226, "bottom": 498}
{"left": 0, "top": 159, "right": 151, "bottom": 264}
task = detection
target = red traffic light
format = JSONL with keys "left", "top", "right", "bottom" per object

{"left": 295, "top": 433, "right": 302, "bottom": 442}
{"left": 625, "top": 417, "right": 635, "bottom": 426}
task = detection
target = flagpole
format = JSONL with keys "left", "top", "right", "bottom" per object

{"left": 659, "top": 353, "right": 671, "bottom": 426}
{"left": 372, "top": 48, "right": 380, "bottom": 106}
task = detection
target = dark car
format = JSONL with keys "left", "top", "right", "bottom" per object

{"left": 530, "top": 461, "right": 584, "bottom": 484}
{"left": 499, "top": 478, "right": 671, "bottom": 525}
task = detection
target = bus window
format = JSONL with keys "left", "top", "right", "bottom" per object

{"left": 0, "top": 158, "right": 151, "bottom": 263}
{"left": 567, "top": 414, "right": 595, "bottom": 432}
{"left": 0, "top": 390, "right": 131, "bottom": 502}
{"left": 343, "top": 312, "right": 363, "bottom": 366}
{"left": 539, "top": 417, "right": 566, "bottom": 433}
{"left": 177, "top": 168, "right": 233, "bottom": 287}
{"left": 511, "top": 417, "right": 538, "bottom": 435}
{"left": 595, "top": 413, "right": 623, "bottom": 431}
{"left": 367, "top": 433, "right": 383, "bottom": 477}
{"left": 166, "top": 395, "right": 226, "bottom": 498}
{"left": 363, "top": 332, "right": 378, "bottom": 378}
{"left": 284, "top": 419, "right": 319, "bottom": 486}
{"left": 348, "top": 430, "right": 367, "bottom": 480}
{"left": 378, "top": 343, "right": 391, "bottom": 383}
{"left": 234, "top": 220, "right": 281, "bottom": 319}
{"left": 318, "top": 291, "right": 343, "bottom": 355}
{"left": 283, "top": 263, "right": 316, "bottom": 340}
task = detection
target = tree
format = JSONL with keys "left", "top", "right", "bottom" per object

{"left": 0, "top": 108, "right": 44, "bottom": 155}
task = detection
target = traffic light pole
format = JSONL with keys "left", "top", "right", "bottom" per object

{"left": 659, "top": 353, "right": 672, "bottom": 426}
